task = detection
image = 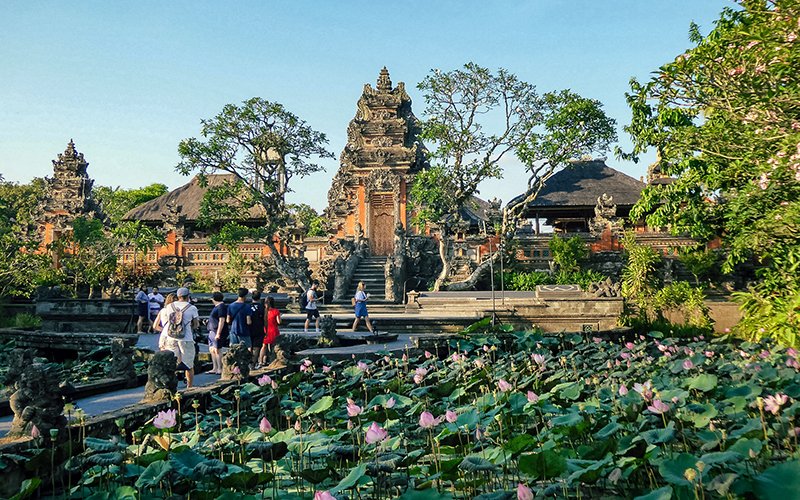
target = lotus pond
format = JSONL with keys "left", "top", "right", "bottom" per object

{"left": 15, "top": 326, "right": 800, "bottom": 499}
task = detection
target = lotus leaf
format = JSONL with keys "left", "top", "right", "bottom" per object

{"left": 633, "top": 485, "right": 672, "bottom": 500}
{"left": 753, "top": 461, "right": 800, "bottom": 500}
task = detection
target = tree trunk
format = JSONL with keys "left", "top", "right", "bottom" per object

{"left": 267, "top": 240, "right": 310, "bottom": 291}
{"left": 432, "top": 231, "right": 450, "bottom": 292}
{"left": 447, "top": 252, "right": 499, "bottom": 291}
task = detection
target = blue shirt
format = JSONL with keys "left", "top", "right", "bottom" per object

{"left": 209, "top": 303, "right": 227, "bottom": 334}
{"left": 227, "top": 301, "right": 252, "bottom": 337}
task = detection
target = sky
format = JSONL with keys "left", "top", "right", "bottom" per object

{"left": 0, "top": 1, "right": 731, "bottom": 212}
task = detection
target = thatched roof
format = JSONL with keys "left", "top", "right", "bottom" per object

{"left": 511, "top": 160, "right": 645, "bottom": 212}
{"left": 123, "top": 174, "right": 266, "bottom": 222}
{"left": 460, "top": 196, "right": 492, "bottom": 225}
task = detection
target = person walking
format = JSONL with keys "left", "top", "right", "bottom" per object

{"left": 154, "top": 293, "right": 176, "bottom": 335}
{"left": 158, "top": 287, "right": 199, "bottom": 388}
{"left": 135, "top": 285, "right": 150, "bottom": 333}
{"left": 207, "top": 291, "right": 228, "bottom": 374}
{"left": 352, "top": 281, "right": 374, "bottom": 333}
{"left": 250, "top": 290, "right": 265, "bottom": 367}
{"left": 226, "top": 288, "right": 253, "bottom": 347}
{"left": 147, "top": 287, "right": 164, "bottom": 333}
{"left": 303, "top": 281, "right": 320, "bottom": 334}
{"left": 259, "top": 296, "right": 281, "bottom": 367}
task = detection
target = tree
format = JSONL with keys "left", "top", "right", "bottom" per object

{"left": 411, "top": 63, "right": 617, "bottom": 290}
{"left": 176, "top": 98, "right": 334, "bottom": 289}
{"left": 94, "top": 183, "right": 169, "bottom": 224}
{"left": 624, "top": 0, "right": 800, "bottom": 345}
{"left": 50, "top": 216, "right": 118, "bottom": 297}
{"left": 288, "top": 203, "right": 327, "bottom": 237}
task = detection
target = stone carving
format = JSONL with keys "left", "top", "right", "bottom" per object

{"left": 406, "top": 236, "right": 442, "bottom": 285}
{"left": 589, "top": 193, "right": 623, "bottom": 236}
{"left": 318, "top": 315, "right": 339, "bottom": 347}
{"left": 3, "top": 349, "right": 66, "bottom": 439}
{"left": 588, "top": 277, "right": 622, "bottom": 298}
{"left": 142, "top": 350, "right": 178, "bottom": 403}
{"left": 107, "top": 338, "right": 137, "bottom": 386}
{"left": 365, "top": 169, "right": 402, "bottom": 204}
{"left": 221, "top": 343, "right": 251, "bottom": 380}
{"left": 385, "top": 222, "right": 407, "bottom": 302}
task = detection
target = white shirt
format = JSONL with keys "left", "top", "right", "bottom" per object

{"left": 158, "top": 301, "right": 199, "bottom": 343}
{"left": 306, "top": 289, "right": 318, "bottom": 310}
{"left": 148, "top": 293, "right": 165, "bottom": 311}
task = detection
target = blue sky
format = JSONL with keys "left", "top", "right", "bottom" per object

{"left": 0, "top": 1, "right": 730, "bottom": 211}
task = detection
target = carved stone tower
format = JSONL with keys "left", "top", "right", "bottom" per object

{"left": 40, "top": 140, "right": 99, "bottom": 245}
{"left": 325, "top": 67, "right": 427, "bottom": 255}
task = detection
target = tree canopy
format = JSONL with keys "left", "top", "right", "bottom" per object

{"left": 176, "top": 97, "right": 333, "bottom": 289}
{"left": 625, "top": 0, "right": 800, "bottom": 345}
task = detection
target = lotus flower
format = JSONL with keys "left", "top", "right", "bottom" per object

{"left": 419, "top": 411, "right": 440, "bottom": 429}
{"left": 633, "top": 381, "right": 653, "bottom": 401}
{"left": 787, "top": 348, "right": 798, "bottom": 358}
{"left": 346, "top": 402, "right": 362, "bottom": 417}
{"left": 475, "top": 426, "right": 483, "bottom": 440}
{"left": 385, "top": 397, "right": 396, "bottom": 409}
{"left": 682, "top": 359, "right": 694, "bottom": 370}
{"left": 322, "top": 365, "right": 331, "bottom": 373}
{"left": 31, "top": 424, "right": 40, "bottom": 439}
{"left": 620, "top": 352, "right": 631, "bottom": 360}
{"left": 259, "top": 417, "right": 272, "bottom": 433}
{"left": 425, "top": 351, "right": 432, "bottom": 358}
{"left": 294, "top": 420, "right": 302, "bottom": 432}
{"left": 531, "top": 353, "right": 545, "bottom": 367}
{"left": 483, "top": 345, "right": 490, "bottom": 352}
{"left": 647, "top": 399, "right": 670, "bottom": 415}
{"left": 527, "top": 391, "right": 539, "bottom": 403}
{"left": 517, "top": 483, "right": 534, "bottom": 500}
{"left": 625, "top": 342, "right": 635, "bottom": 349}
{"left": 303, "top": 359, "right": 313, "bottom": 367}
{"left": 271, "top": 381, "right": 278, "bottom": 390}
{"left": 232, "top": 366, "right": 241, "bottom": 375}
{"left": 475, "top": 359, "right": 485, "bottom": 369}
{"left": 498, "top": 379, "right": 513, "bottom": 392}
{"left": 357, "top": 361, "right": 368, "bottom": 372}
{"left": 608, "top": 467, "right": 622, "bottom": 484}
{"left": 314, "top": 491, "right": 336, "bottom": 500}
{"left": 593, "top": 337, "right": 602, "bottom": 344}
{"left": 154, "top": 409, "right": 177, "bottom": 429}
{"left": 619, "top": 384, "right": 628, "bottom": 396}
{"left": 764, "top": 394, "right": 789, "bottom": 415}
{"left": 365, "top": 422, "right": 388, "bottom": 444}
{"left": 445, "top": 410, "right": 458, "bottom": 423}
{"left": 257, "top": 374, "right": 272, "bottom": 386}
{"left": 413, "top": 367, "right": 427, "bottom": 385}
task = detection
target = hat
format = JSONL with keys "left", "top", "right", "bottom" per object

{"left": 177, "top": 287, "right": 190, "bottom": 297}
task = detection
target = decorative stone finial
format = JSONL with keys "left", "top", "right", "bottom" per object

{"left": 377, "top": 67, "right": 392, "bottom": 92}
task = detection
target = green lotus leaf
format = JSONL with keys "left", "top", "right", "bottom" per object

{"left": 88, "top": 452, "right": 124, "bottom": 466}
{"left": 305, "top": 395, "right": 334, "bottom": 415}
{"left": 728, "top": 437, "right": 762, "bottom": 456}
{"left": 633, "top": 485, "right": 672, "bottom": 500}
{"left": 657, "top": 453, "right": 702, "bottom": 486}
{"left": 518, "top": 450, "right": 567, "bottom": 479}
{"left": 331, "top": 463, "right": 367, "bottom": 493}
{"left": 686, "top": 374, "right": 718, "bottom": 392}
{"left": 459, "top": 455, "right": 498, "bottom": 472}
{"left": 753, "top": 461, "right": 800, "bottom": 500}
{"left": 134, "top": 460, "right": 172, "bottom": 489}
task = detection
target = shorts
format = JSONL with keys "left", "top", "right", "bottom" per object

{"left": 165, "top": 339, "right": 196, "bottom": 369}
{"left": 149, "top": 309, "right": 160, "bottom": 322}
{"left": 137, "top": 302, "right": 149, "bottom": 318}
{"left": 229, "top": 332, "right": 252, "bottom": 348}
{"left": 208, "top": 331, "right": 219, "bottom": 349}
{"left": 354, "top": 302, "right": 368, "bottom": 319}
{"left": 306, "top": 309, "right": 320, "bottom": 319}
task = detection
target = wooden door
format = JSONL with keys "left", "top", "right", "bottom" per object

{"left": 370, "top": 193, "right": 394, "bottom": 255}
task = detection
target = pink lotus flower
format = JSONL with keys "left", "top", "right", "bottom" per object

{"left": 303, "top": 359, "right": 313, "bottom": 367}
{"left": 357, "top": 361, "right": 368, "bottom": 372}
{"left": 413, "top": 367, "right": 427, "bottom": 385}
{"left": 445, "top": 410, "right": 458, "bottom": 423}
{"left": 257, "top": 374, "right": 272, "bottom": 386}
{"left": 259, "top": 417, "right": 272, "bottom": 433}
{"left": 787, "top": 348, "right": 798, "bottom": 358}
{"left": 531, "top": 353, "right": 545, "bottom": 367}
{"left": 385, "top": 397, "right": 396, "bottom": 409}
{"left": 527, "top": 391, "right": 539, "bottom": 403}
{"left": 424, "top": 351, "right": 432, "bottom": 359}
{"left": 625, "top": 342, "right": 635, "bottom": 350}
{"left": 483, "top": 345, "right": 490, "bottom": 352}
{"left": 419, "top": 411, "right": 440, "bottom": 429}
{"left": 402, "top": 354, "right": 408, "bottom": 362}
{"left": 647, "top": 399, "right": 670, "bottom": 415}
{"left": 271, "top": 381, "right": 278, "bottom": 390}
{"left": 154, "top": 409, "right": 177, "bottom": 429}
{"left": 365, "top": 422, "right": 388, "bottom": 444}
{"left": 787, "top": 358, "right": 800, "bottom": 369}
{"left": 620, "top": 352, "right": 631, "bottom": 360}
{"left": 759, "top": 350, "right": 770, "bottom": 359}
{"left": 618, "top": 384, "right": 628, "bottom": 396}
{"left": 517, "top": 483, "right": 534, "bottom": 500}
{"left": 346, "top": 402, "right": 362, "bottom": 417}
{"left": 764, "top": 394, "right": 789, "bottom": 415}
{"left": 704, "top": 351, "right": 715, "bottom": 358}
{"left": 232, "top": 366, "right": 241, "bottom": 375}
{"left": 593, "top": 337, "right": 602, "bottom": 344}
{"left": 633, "top": 381, "right": 653, "bottom": 401}
{"left": 475, "top": 426, "right": 483, "bottom": 440}
{"left": 314, "top": 491, "right": 336, "bottom": 500}
{"left": 682, "top": 359, "right": 694, "bottom": 370}
{"left": 294, "top": 420, "right": 302, "bottom": 432}
{"left": 322, "top": 365, "right": 331, "bottom": 373}
{"left": 31, "top": 424, "right": 40, "bottom": 439}
{"left": 498, "top": 379, "right": 513, "bottom": 392}
{"left": 383, "top": 356, "right": 391, "bottom": 363}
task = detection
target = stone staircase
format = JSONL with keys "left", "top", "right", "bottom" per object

{"left": 347, "top": 256, "right": 387, "bottom": 301}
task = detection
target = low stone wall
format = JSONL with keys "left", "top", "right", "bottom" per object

{"left": 0, "top": 329, "right": 138, "bottom": 353}
{"left": 36, "top": 299, "right": 135, "bottom": 333}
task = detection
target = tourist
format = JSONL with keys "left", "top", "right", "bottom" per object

{"left": 250, "top": 290, "right": 265, "bottom": 367}
{"left": 352, "top": 281, "right": 374, "bottom": 333}
{"left": 158, "top": 287, "right": 199, "bottom": 388}
{"left": 259, "top": 296, "right": 281, "bottom": 367}
{"left": 147, "top": 287, "right": 164, "bottom": 333}
{"left": 135, "top": 285, "right": 150, "bottom": 333}
{"left": 154, "top": 293, "right": 176, "bottom": 335}
{"left": 208, "top": 291, "right": 228, "bottom": 375}
{"left": 304, "top": 281, "right": 320, "bottom": 334}
{"left": 226, "top": 287, "right": 253, "bottom": 347}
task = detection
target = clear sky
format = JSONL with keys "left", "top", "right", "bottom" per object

{"left": 0, "top": 1, "right": 731, "bottom": 212}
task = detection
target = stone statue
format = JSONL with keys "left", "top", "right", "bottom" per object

{"left": 221, "top": 343, "right": 251, "bottom": 380}
{"left": 142, "top": 350, "right": 178, "bottom": 403}
{"left": 318, "top": 315, "right": 339, "bottom": 347}
{"left": 4, "top": 349, "right": 66, "bottom": 439}
{"left": 385, "top": 222, "right": 407, "bottom": 302}
{"left": 588, "top": 277, "right": 622, "bottom": 298}
{"left": 107, "top": 338, "right": 137, "bottom": 387}
{"left": 589, "top": 193, "right": 622, "bottom": 236}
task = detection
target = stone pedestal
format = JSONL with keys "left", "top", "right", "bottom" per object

{"left": 142, "top": 350, "right": 178, "bottom": 403}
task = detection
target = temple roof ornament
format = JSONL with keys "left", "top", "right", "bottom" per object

{"left": 376, "top": 66, "right": 392, "bottom": 92}
{"left": 41, "top": 140, "right": 99, "bottom": 228}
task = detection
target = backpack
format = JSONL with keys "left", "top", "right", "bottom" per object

{"left": 299, "top": 290, "right": 309, "bottom": 310}
{"left": 166, "top": 303, "right": 186, "bottom": 339}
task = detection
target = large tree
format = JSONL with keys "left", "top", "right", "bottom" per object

{"left": 411, "top": 63, "right": 616, "bottom": 290}
{"left": 94, "top": 183, "right": 169, "bottom": 224}
{"left": 176, "top": 98, "right": 333, "bottom": 289}
{"left": 624, "top": 0, "right": 800, "bottom": 345}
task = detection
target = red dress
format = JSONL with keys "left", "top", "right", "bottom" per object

{"left": 264, "top": 308, "right": 281, "bottom": 345}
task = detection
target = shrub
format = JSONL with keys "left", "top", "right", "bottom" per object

{"left": 548, "top": 235, "right": 588, "bottom": 273}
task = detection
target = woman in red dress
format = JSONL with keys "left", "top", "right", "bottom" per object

{"left": 259, "top": 296, "right": 281, "bottom": 367}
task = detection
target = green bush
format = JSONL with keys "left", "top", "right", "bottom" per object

{"left": 502, "top": 269, "right": 606, "bottom": 291}
{"left": 653, "top": 281, "right": 713, "bottom": 333}
{"left": 0, "top": 313, "right": 41, "bottom": 329}
{"left": 548, "top": 235, "right": 588, "bottom": 273}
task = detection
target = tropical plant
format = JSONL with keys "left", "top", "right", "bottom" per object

{"left": 548, "top": 235, "right": 588, "bottom": 273}
{"left": 653, "top": 281, "right": 713, "bottom": 333}
{"left": 620, "top": 231, "right": 662, "bottom": 320}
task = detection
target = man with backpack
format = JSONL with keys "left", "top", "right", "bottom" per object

{"left": 160, "top": 287, "right": 199, "bottom": 388}
{"left": 303, "top": 281, "right": 320, "bottom": 334}
{"left": 227, "top": 288, "right": 253, "bottom": 347}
